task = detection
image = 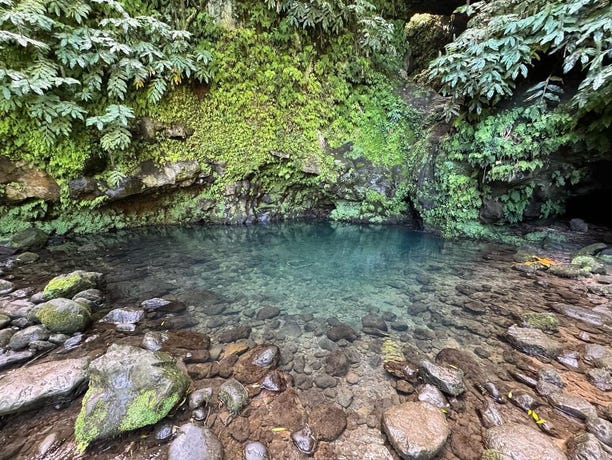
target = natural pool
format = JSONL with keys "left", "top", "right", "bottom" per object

{"left": 3, "top": 222, "right": 611, "bottom": 459}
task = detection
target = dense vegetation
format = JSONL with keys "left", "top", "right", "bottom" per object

{"left": 0, "top": 0, "right": 610, "bottom": 238}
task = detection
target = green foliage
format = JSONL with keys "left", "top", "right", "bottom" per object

{"left": 0, "top": 0, "right": 211, "bottom": 152}
{"left": 427, "top": 0, "right": 611, "bottom": 123}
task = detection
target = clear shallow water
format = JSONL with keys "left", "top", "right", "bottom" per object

{"left": 33, "top": 222, "right": 519, "bottom": 353}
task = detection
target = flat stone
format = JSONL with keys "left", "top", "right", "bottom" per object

{"left": 382, "top": 401, "right": 449, "bottom": 460}
{"left": 218, "top": 325, "right": 251, "bottom": 343}
{"left": 256, "top": 306, "right": 281, "bottom": 320}
{"left": 418, "top": 360, "right": 466, "bottom": 396}
{"left": 506, "top": 325, "right": 563, "bottom": 358}
{"left": 484, "top": 423, "right": 566, "bottom": 460}
{"left": 478, "top": 401, "right": 504, "bottom": 428}
{"left": 0, "top": 349, "right": 34, "bottom": 370}
{"left": 326, "top": 323, "right": 358, "bottom": 342}
{"left": 309, "top": 405, "right": 347, "bottom": 441}
{"left": 362, "top": 314, "right": 388, "bottom": 331}
{"left": 100, "top": 308, "right": 144, "bottom": 324}
{"left": 586, "top": 417, "right": 612, "bottom": 448}
{"left": 583, "top": 344, "right": 612, "bottom": 368}
{"left": 0, "top": 358, "right": 89, "bottom": 416}
{"left": 417, "top": 384, "right": 448, "bottom": 409}
{"left": 587, "top": 368, "right": 612, "bottom": 391}
{"left": 552, "top": 303, "right": 611, "bottom": 327}
{"left": 168, "top": 423, "right": 223, "bottom": 460}
{"left": 325, "top": 350, "right": 349, "bottom": 377}
{"left": 567, "top": 432, "right": 607, "bottom": 460}
{"left": 548, "top": 391, "right": 598, "bottom": 420}
{"left": 314, "top": 374, "right": 337, "bottom": 389}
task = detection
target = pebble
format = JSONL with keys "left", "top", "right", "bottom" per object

{"left": 244, "top": 441, "right": 269, "bottom": 460}
{"left": 291, "top": 425, "right": 316, "bottom": 455}
{"left": 314, "top": 374, "right": 337, "bottom": 389}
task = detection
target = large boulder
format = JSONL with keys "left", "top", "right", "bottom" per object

{"left": 34, "top": 298, "right": 91, "bottom": 334}
{"left": 484, "top": 424, "right": 566, "bottom": 460}
{"left": 8, "top": 227, "right": 49, "bottom": 251}
{"left": 0, "top": 157, "right": 60, "bottom": 204}
{"left": 74, "top": 344, "right": 189, "bottom": 451}
{"left": 0, "top": 358, "right": 89, "bottom": 416}
{"left": 382, "top": 401, "right": 449, "bottom": 460}
{"left": 42, "top": 271, "right": 103, "bottom": 301}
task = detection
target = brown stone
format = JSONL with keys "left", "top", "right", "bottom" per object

{"left": 223, "top": 342, "right": 250, "bottom": 358}
{"left": 309, "top": 405, "right": 347, "bottom": 442}
{"left": 0, "top": 157, "right": 60, "bottom": 203}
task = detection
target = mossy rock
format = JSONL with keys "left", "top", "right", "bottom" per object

{"left": 34, "top": 298, "right": 91, "bottom": 334}
{"left": 570, "top": 255, "right": 606, "bottom": 275}
{"left": 571, "top": 242, "right": 607, "bottom": 258}
{"left": 42, "top": 270, "right": 103, "bottom": 301}
{"left": 522, "top": 312, "right": 559, "bottom": 333}
{"left": 75, "top": 344, "right": 189, "bottom": 452}
{"left": 8, "top": 227, "right": 48, "bottom": 251}
{"left": 218, "top": 378, "right": 248, "bottom": 415}
{"left": 548, "top": 264, "right": 592, "bottom": 279}
{"left": 481, "top": 450, "right": 503, "bottom": 460}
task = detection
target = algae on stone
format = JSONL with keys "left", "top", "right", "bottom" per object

{"left": 42, "top": 270, "right": 103, "bottom": 300}
{"left": 35, "top": 298, "right": 91, "bottom": 334}
{"left": 522, "top": 312, "right": 559, "bottom": 333}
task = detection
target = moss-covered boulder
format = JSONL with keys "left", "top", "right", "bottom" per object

{"left": 34, "top": 298, "right": 91, "bottom": 334}
{"left": 42, "top": 270, "right": 103, "bottom": 301}
{"left": 74, "top": 344, "right": 189, "bottom": 452}
{"left": 570, "top": 255, "right": 606, "bottom": 275}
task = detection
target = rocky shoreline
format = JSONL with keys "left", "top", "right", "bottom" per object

{"left": 1, "top": 223, "right": 611, "bottom": 459}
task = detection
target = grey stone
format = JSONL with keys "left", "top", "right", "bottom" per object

{"left": 251, "top": 345, "right": 279, "bottom": 367}
{"left": 478, "top": 401, "right": 504, "bottom": 428}
{"left": 484, "top": 423, "right": 566, "bottom": 460}
{"left": 548, "top": 391, "right": 598, "bottom": 420}
{"left": 291, "top": 425, "right": 316, "bottom": 455}
{"left": 418, "top": 360, "right": 466, "bottom": 396}
{"left": 0, "top": 279, "right": 14, "bottom": 295}
{"left": 0, "top": 313, "right": 10, "bottom": 328}
{"left": 75, "top": 344, "right": 189, "bottom": 450}
{"left": 9, "top": 325, "right": 49, "bottom": 350}
{"left": 318, "top": 337, "right": 338, "bottom": 352}
{"left": 0, "top": 358, "right": 89, "bottom": 415}
{"left": 218, "top": 378, "right": 248, "bottom": 414}
{"left": 362, "top": 314, "right": 388, "bottom": 331}
{"left": 0, "top": 349, "right": 34, "bottom": 370}
{"left": 326, "top": 323, "right": 358, "bottom": 342}
{"left": 218, "top": 325, "right": 251, "bottom": 343}
{"left": 142, "top": 331, "right": 168, "bottom": 351}
{"left": 256, "top": 306, "right": 280, "bottom": 320}
{"left": 417, "top": 384, "right": 448, "bottom": 409}
{"left": 189, "top": 388, "right": 213, "bottom": 410}
{"left": 382, "top": 401, "right": 449, "bottom": 460}
{"left": 506, "top": 325, "right": 563, "bottom": 358}
{"left": 567, "top": 432, "right": 607, "bottom": 460}
{"left": 586, "top": 417, "right": 612, "bottom": 448}
{"left": 583, "top": 344, "right": 612, "bottom": 369}
{"left": 154, "top": 422, "right": 174, "bottom": 441}
{"left": 244, "top": 441, "right": 269, "bottom": 460}
{"left": 100, "top": 307, "right": 144, "bottom": 324}
{"left": 587, "top": 368, "right": 612, "bottom": 391}
{"left": 8, "top": 227, "right": 48, "bottom": 251}
{"left": 570, "top": 218, "right": 589, "bottom": 232}
{"left": 552, "top": 303, "right": 611, "bottom": 328}
{"left": 0, "top": 328, "right": 15, "bottom": 347}
{"left": 73, "top": 289, "right": 104, "bottom": 309}
{"left": 168, "top": 423, "right": 223, "bottom": 460}
{"left": 314, "top": 374, "right": 337, "bottom": 389}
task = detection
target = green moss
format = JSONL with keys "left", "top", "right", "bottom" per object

{"left": 119, "top": 390, "right": 180, "bottom": 432}
{"left": 35, "top": 300, "right": 91, "bottom": 334}
{"left": 522, "top": 312, "right": 559, "bottom": 333}
{"left": 42, "top": 272, "right": 93, "bottom": 301}
{"left": 74, "top": 397, "right": 105, "bottom": 452}
{"left": 481, "top": 450, "right": 503, "bottom": 460}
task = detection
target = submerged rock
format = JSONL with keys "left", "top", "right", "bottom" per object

{"left": 74, "top": 344, "right": 189, "bottom": 451}
{"left": 326, "top": 323, "right": 358, "bottom": 342}
{"left": 309, "top": 405, "right": 347, "bottom": 442}
{"left": 382, "top": 401, "right": 449, "bottom": 460}
{"left": 417, "top": 384, "right": 448, "bottom": 409}
{"left": 484, "top": 424, "right": 566, "bottom": 460}
{"left": 325, "top": 350, "right": 349, "bottom": 377}
{"left": 506, "top": 325, "right": 563, "bottom": 358}
{"left": 8, "top": 227, "right": 48, "bottom": 251}
{"left": 35, "top": 298, "right": 91, "bottom": 334}
{"left": 168, "top": 423, "right": 223, "bottom": 460}
{"left": 291, "top": 425, "right": 317, "bottom": 455}
{"left": 100, "top": 307, "right": 144, "bottom": 325}
{"left": 42, "top": 271, "right": 103, "bottom": 301}
{"left": 0, "top": 358, "right": 89, "bottom": 416}
{"left": 256, "top": 305, "right": 280, "bottom": 320}
{"left": 218, "top": 325, "right": 251, "bottom": 343}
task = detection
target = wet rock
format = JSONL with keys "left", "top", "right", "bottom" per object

{"left": 14, "top": 251, "right": 39, "bottom": 265}
{"left": 42, "top": 270, "right": 102, "bottom": 301}
{"left": 417, "top": 384, "right": 448, "bottom": 409}
{"left": 168, "top": 423, "right": 223, "bottom": 460}
{"left": 478, "top": 401, "right": 504, "bottom": 428}
{"left": 189, "top": 387, "right": 213, "bottom": 409}
{"left": 154, "top": 421, "right": 174, "bottom": 441}
{"left": 395, "top": 380, "right": 415, "bottom": 395}
{"left": 382, "top": 401, "right": 449, "bottom": 460}
{"left": 244, "top": 441, "right": 269, "bottom": 460}
{"left": 552, "top": 303, "right": 611, "bottom": 327}
{"left": 0, "top": 312, "right": 10, "bottom": 328}
{"left": 326, "top": 323, "right": 358, "bottom": 342}
{"left": 522, "top": 312, "right": 560, "bottom": 332}
{"left": 362, "top": 314, "right": 388, "bottom": 332}
{"left": 0, "top": 357, "right": 89, "bottom": 416}
{"left": 141, "top": 297, "right": 171, "bottom": 311}
{"left": 261, "top": 370, "right": 288, "bottom": 392}
{"left": 8, "top": 324, "right": 49, "bottom": 350}
{"left": 256, "top": 305, "right": 280, "bottom": 320}
{"left": 100, "top": 307, "right": 144, "bottom": 325}
{"left": 63, "top": 333, "right": 84, "bottom": 350}
{"left": 219, "top": 325, "right": 251, "bottom": 343}
{"left": 142, "top": 331, "right": 168, "bottom": 351}
{"left": 233, "top": 345, "right": 278, "bottom": 384}
{"left": 586, "top": 417, "right": 612, "bottom": 448}
{"left": 509, "top": 391, "right": 539, "bottom": 411}
{"left": 583, "top": 344, "right": 612, "bottom": 368}
{"left": 219, "top": 378, "right": 249, "bottom": 414}
{"left": 8, "top": 227, "right": 48, "bottom": 251}
{"left": 318, "top": 337, "right": 338, "bottom": 352}
{"left": 291, "top": 425, "right": 317, "bottom": 455}
{"left": 506, "top": 325, "right": 563, "bottom": 358}
{"left": 567, "top": 432, "right": 607, "bottom": 460}
{"left": 587, "top": 368, "right": 612, "bottom": 391}
{"left": 34, "top": 298, "right": 91, "bottom": 334}
{"left": 72, "top": 289, "right": 103, "bottom": 308}
{"left": 75, "top": 344, "right": 189, "bottom": 451}
{"left": 279, "top": 320, "right": 302, "bottom": 338}
{"left": 252, "top": 345, "right": 280, "bottom": 367}
{"left": 548, "top": 391, "right": 598, "bottom": 420}
{"left": 484, "top": 424, "right": 566, "bottom": 460}
{"left": 418, "top": 360, "right": 466, "bottom": 396}
{"left": 309, "top": 405, "right": 347, "bottom": 441}
{"left": 558, "top": 351, "right": 581, "bottom": 370}
{"left": 0, "top": 327, "right": 15, "bottom": 346}
{"left": 390, "top": 321, "right": 409, "bottom": 331}
{"left": 325, "top": 350, "right": 349, "bottom": 377}
{"left": 314, "top": 374, "right": 337, "bottom": 389}
{"left": 0, "top": 349, "right": 34, "bottom": 369}
{"left": 570, "top": 218, "right": 589, "bottom": 232}
{"left": 0, "top": 279, "right": 14, "bottom": 295}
